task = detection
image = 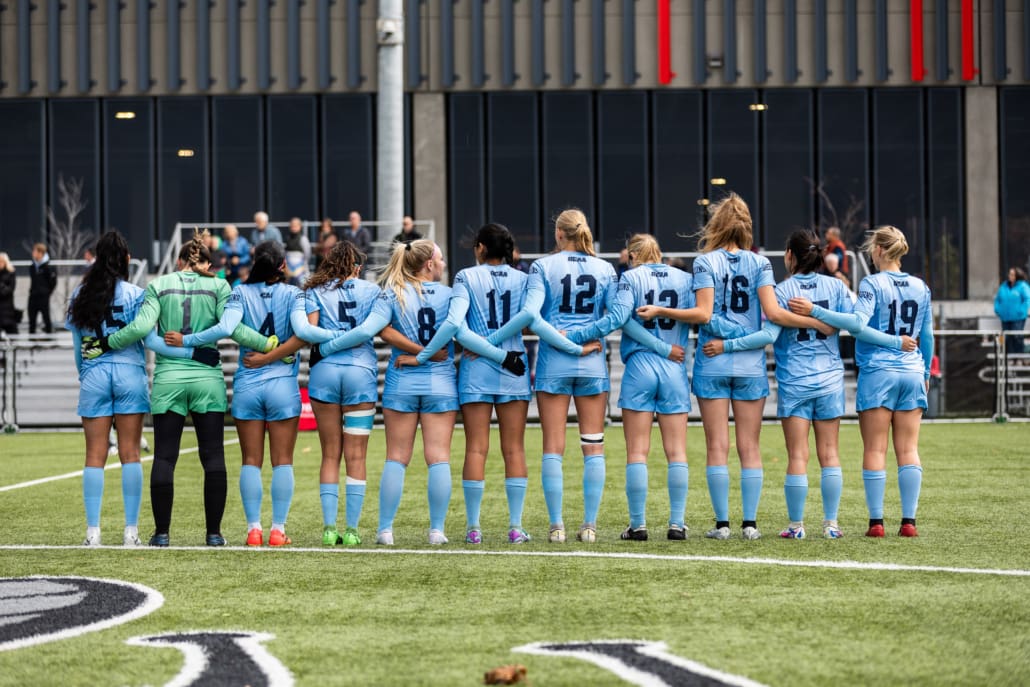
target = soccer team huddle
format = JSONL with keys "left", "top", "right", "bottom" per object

{"left": 66, "top": 194, "right": 934, "bottom": 549}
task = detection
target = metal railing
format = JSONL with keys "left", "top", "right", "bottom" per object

{"left": 10, "top": 259, "right": 149, "bottom": 285}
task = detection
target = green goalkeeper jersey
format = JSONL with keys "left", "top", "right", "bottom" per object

{"left": 108, "top": 271, "right": 269, "bottom": 380}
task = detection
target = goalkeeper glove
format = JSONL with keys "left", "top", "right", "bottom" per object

{"left": 190, "top": 347, "right": 221, "bottom": 367}
{"left": 501, "top": 351, "right": 527, "bottom": 377}
{"left": 308, "top": 343, "right": 324, "bottom": 368}
{"left": 263, "top": 335, "right": 279, "bottom": 353}
{"left": 81, "top": 336, "right": 112, "bottom": 360}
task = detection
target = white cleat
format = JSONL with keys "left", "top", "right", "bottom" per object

{"left": 576, "top": 524, "right": 597, "bottom": 543}
{"left": 428, "top": 529, "right": 449, "bottom": 545}
{"left": 123, "top": 529, "right": 143, "bottom": 547}
{"left": 742, "top": 526, "right": 762, "bottom": 540}
{"left": 548, "top": 525, "right": 566, "bottom": 543}
{"left": 83, "top": 532, "right": 101, "bottom": 547}
{"left": 375, "top": 530, "right": 394, "bottom": 546}
{"left": 704, "top": 526, "right": 731, "bottom": 540}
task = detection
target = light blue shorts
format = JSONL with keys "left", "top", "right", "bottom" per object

{"left": 777, "top": 387, "right": 845, "bottom": 420}
{"left": 618, "top": 354, "right": 691, "bottom": 414}
{"left": 232, "top": 376, "right": 302, "bottom": 421}
{"left": 856, "top": 368, "right": 927, "bottom": 412}
{"left": 308, "top": 364, "right": 378, "bottom": 407}
{"left": 460, "top": 392, "right": 533, "bottom": 406}
{"left": 78, "top": 364, "right": 150, "bottom": 417}
{"left": 535, "top": 376, "right": 609, "bottom": 397}
{"left": 692, "top": 374, "right": 769, "bottom": 401}
{"left": 382, "top": 393, "right": 459, "bottom": 414}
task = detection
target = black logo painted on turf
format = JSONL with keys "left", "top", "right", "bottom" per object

{"left": 514, "top": 640, "right": 767, "bottom": 687}
{"left": 0, "top": 576, "right": 163, "bottom": 652}
{"left": 127, "top": 631, "right": 294, "bottom": 686}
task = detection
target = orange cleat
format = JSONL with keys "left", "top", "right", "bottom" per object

{"left": 246, "top": 528, "right": 264, "bottom": 546}
{"left": 268, "top": 529, "right": 292, "bottom": 547}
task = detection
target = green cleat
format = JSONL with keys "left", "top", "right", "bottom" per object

{"left": 322, "top": 525, "right": 343, "bottom": 546}
{"left": 341, "top": 527, "right": 362, "bottom": 546}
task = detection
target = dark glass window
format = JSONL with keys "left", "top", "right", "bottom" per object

{"left": 872, "top": 89, "right": 925, "bottom": 276}
{"left": 708, "top": 90, "right": 759, "bottom": 241}
{"left": 817, "top": 90, "right": 869, "bottom": 265}
{"left": 268, "top": 96, "right": 318, "bottom": 221}
{"left": 322, "top": 95, "right": 375, "bottom": 225}
{"left": 49, "top": 99, "right": 101, "bottom": 240}
{"left": 598, "top": 92, "right": 649, "bottom": 250}
{"left": 212, "top": 96, "right": 264, "bottom": 222}
{"left": 487, "top": 93, "right": 540, "bottom": 258}
{"left": 762, "top": 90, "right": 814, "bottom": 251}
{"left": 1001, "top": 87, "right": 1030, "bottom": 276}
{"left": 927, "top": 89, "right": 964, "bottom": 298}
{"left": 448, "top": 94, "right": 485, "bottom": 268}
{"left": 542, "top": 92, "right": 595, "bottom": 251}
{"left": 0, "top": 102, "right": 45, "bottom": 258}
{"left": 157, "top": 97, "right": 210, "bottom": 247}
{"left": 652, "top": 91, "right": 703, "bottom": 252}
{"left": 103, "top": 99, "right": 155, "bottom": 261}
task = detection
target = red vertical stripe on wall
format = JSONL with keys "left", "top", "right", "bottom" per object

{"left": 961, "top": 0, "right": 977, "bottom": 80}
{"left": 658, "top": 0, "right": 675, "bottom": 84}
{"left": 910, "top": 0, "right": 925, "bottom": 81}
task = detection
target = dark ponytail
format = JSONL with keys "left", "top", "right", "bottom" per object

{"left": 247, "top": 240, "right": 287, "bottom": 284}
{"left": 475, "top": 223, "right": 515, "bottom": 265}
{"left": 787, "top": 229, "right": 823, "bottom": 275}
{"left": 69, "top": 231, "right": 129, "bottom": 332}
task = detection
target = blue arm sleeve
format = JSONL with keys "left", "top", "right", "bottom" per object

{"left": 319, "top": 311, "right": 391, "bottom": 356}
{"left": 486, "top": 281, "right": 544, "bottom": 345}
{"left": 724, "top": 322, "right": 781, "bottom": 353}
{"left": 145, "top": 330, "right": 193, "bottom": 359}
{"left": 290, "top": 307, "right": 337, "bottom": 344}
{"left": 71, "top": 329, "right": 83, "bottom": 373}
{"left": 702, "top": 313, "right": 749, "bottom": 340}
{"left": 528, "top": 314, "right": 584, "bottom": 356}
{"left": 620, "top": 318, "right": 674, "bottom": 358}
{"left": 454, "top": 324, "right": 507, "bottom": 365}
{"left": 918, "top": 316, "right": 935, "bottom": 379}
{"left": 809, "top": 304, "right": 869, "bottom": 333}
{"left": 850, "top": 328, "right": 902, "bottom": 349}
{"left": 415, "top": 292, "right": 470, "bottom": 364}
{"left": 567, "top": 287, "right": 633, "bottom": 343}
{"left": 183, "top": 308, "right": 243, "bottom": 347}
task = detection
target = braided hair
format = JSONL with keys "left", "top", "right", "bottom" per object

{"left": 178, "top": 230, "right": 214, "bottom": 277}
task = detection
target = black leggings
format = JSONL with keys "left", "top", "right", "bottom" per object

{"left": 151, "top": 411, "right": 226, "bottom": 537}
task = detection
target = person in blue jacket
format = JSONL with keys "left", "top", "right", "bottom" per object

{"left": 994, "top": 267, "right": 1030, "bottom": 355}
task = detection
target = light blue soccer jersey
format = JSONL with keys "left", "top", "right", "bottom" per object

{"left": 380, "top": 282, "right": 457, "bottom": 396}
{"left": 66, "top": 281, "right": 147, "bottom": 372}
{"left": 693, "top": 248, "right": 775, "bottom": 378}
{"left": 228, "top": 282, "right": 306, "bottom": 391}
{"left": 771, "top": 273, "right": 852, "bottom": 396}
{"left": 615, "top": 264, "right": 694, "bottom": 365}
{"left": 854, "top": 271, "right": 933, "bottom": 374}
{"left": 454, "top": 264, "right": 528, "bottom": 351}
{"left": 531, "top": 251, "right": 617, "bottom": 380}
{"left": 305, "top": 278, "right": 382, "bottom": 371}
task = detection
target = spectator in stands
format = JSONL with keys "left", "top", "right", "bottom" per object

{"left": 204, "top": 232, "right": 227, "bottom": 280}
{"left": 28, "top": 242, "right": 57, "bottom": 334}
{"left": 284, "top": 217, "right": 312, "bottom": 285}
{"left": 616, "top": 248, "right": 630, "bottom": 278}
{"left": 824, "top": 253, "right": 851, "bottom": 288}
{"left": 823, "top": 226, "right": 849, "bottom": 278}
{"left": 392, "top": 216, "right": 422, "bottom": 245}
{"left": 342, "top": 211, "right": 372, "bottom": 256}
{"left": 222, "top": 224, "right": 251, "bottom": 283}
{"left": 317, "top": 217, "right": 335, "bottom": 249}
{"left": 994, "top": 267, "right": 1030, "bottom": 355}
{"left": 315, "top": 232, "right": 337, "bottom": 271}
{"left": 251, "top": 211, "right": 283, "bottom": 248}
{"left": 0, "top": 252, "right": 19, "bottom": 335}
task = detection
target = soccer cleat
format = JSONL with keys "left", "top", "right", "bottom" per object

{"left": 247, "top": 528, "right": 264, "bottom": 547}
{"left": 149, "top": 533, "right": 170, "bottom": 547}
{"left": 508, "top": 528, "right": 531, "bottom": 544}
{"left": 779, "top": 523, "right": 806, "bottom": 540}
{"left": 322, "top": 525, "right": 343, "bottom": 546}
{"left": 465, "top": 527, "right": 482, "bottom": 545}
{"left": 375, "top": 530, "right": 394, "bottom": 546}
{"left": 82, "top": 532, "right": 101, "bottom": 547}
{"left": 428, "top": 529, "right": 449, "bottom": 545}
{"left": 576, "top": 524, "right": 597, "bottom": 543}
{"left": 620, "top": 525, "right": 649, "bottom": 541}
{"left": 822, "top": 521, "right": 844, "bottom": 539}
{"left": 123, "top": 530, "right": 142, "bottom": 547}
{"left": 667, "top": 524, "right": 688, "bottom": 541}
{"left": 341, "top": 527, "right": 362, "bottom": 546}
{"left": 742, "top": 526, "right": 762, "bottom": 540}
{"left": 268, "top": 529, "right": 291, "bottom": 547}
{"left": 705, "top": 526, "right": 731, "bottom": 540}
{"left": 865, "top": 524, "right": 886, "bottom": 538}
{"left": 206, "top": 533, "right": 227, "bottom": 547}
{"left": 548, "top": 525, "right": 566, "bottom": 543}
{"left": 899, "top": 523, "right": 919, "bottom": 537}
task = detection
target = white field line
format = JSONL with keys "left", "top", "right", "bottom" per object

{"left": 0, "top": 439, "right": 241, "bottom": 493}
{"left": 0, "top": 544, "right": 1027, "bottom": 578}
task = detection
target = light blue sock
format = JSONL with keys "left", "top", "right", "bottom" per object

{"left": 784, "top": 473, "right": 808, "bottom": 523}
{"left": 667, "top": 462, "right": 688, "bottom": 527}
{"left": 820, "top": 467, "right": 843, "bottom": 522}
{"left": 898, "top": 464, "right": 923, "bottom": 519}
{"left": 625, "top": 462, "right": 648, "bottom": 528}
{"left": 83, "top": 467, "right": 104, "bottom": 528}
{"left": 239, "top": 465, "right": 263, "bottom": 525}
{"left": 427, "top": 462, "right": 452, "bottom": 532}
{"left": 863, "top": 469, "right": 887, "bottom": 519}
{"left": 121, "top": 462, "right": 143, "bottom": 527}
{"left": 378, "top": 460, "right": 407, "bottom": 532}
{"left": 270, "top": 465, "right": 294, "bottom": 527}
{"left": 505, "top": 477, "right": 528, "bottom": 528}
{"left": 320, "top": 483, "right": 340, "bottom": 526}
{"left": 741, "top": 468, "right": 764, "bottom": 522}
{"left": 463, "top": 480, "right": 485, "bottom": 528}
{"left": 582, "top": 454, "right": 605, "bottom": 525}
{"left": 706, "top": 465, "right": 730, "bottom": 522}
{"left": 541, "top": 453, "right": 564, "bottom": 525}
{"left": 344, "top": 479, "right": 366, "bottom": 529}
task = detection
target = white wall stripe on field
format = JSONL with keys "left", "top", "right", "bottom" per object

{"left": 0, "top": 440, "right": 241, "bottom": 493}
{"left": 0, "top": 545, "right": 1026, "bottom": 578}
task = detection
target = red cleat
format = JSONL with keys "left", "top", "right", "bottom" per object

{"left": 898, "top": 523, "right": 919, "bottom": 537}
{"left": 246, "top": 528, "right": 263, "bottom": 546}
{"left": 268, "top": 529, "right": 292, "bottom": 547}
{"left": 865, "top": 524, "right": 885, "bottom": 538}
